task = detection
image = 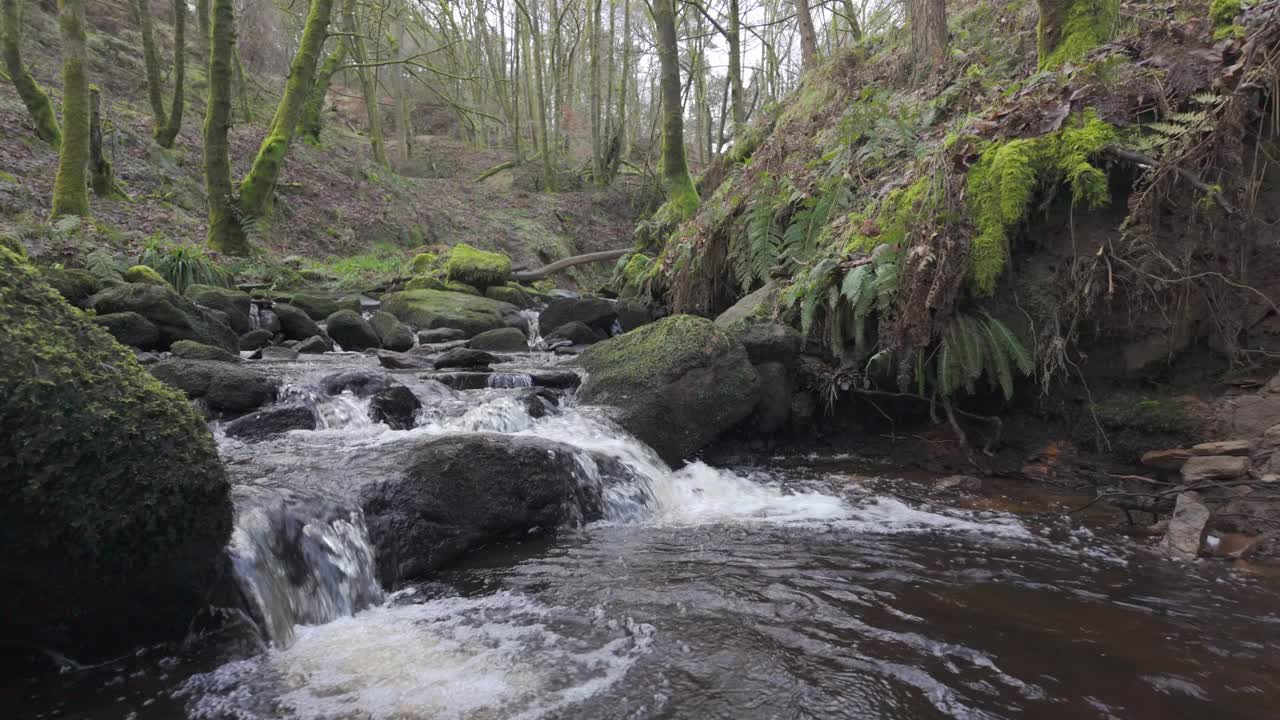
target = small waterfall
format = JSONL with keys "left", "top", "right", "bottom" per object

{"left": 229, "top": 503, "right": 384, "bottom": 647}
{"left": 248, "top": 302, "right": 263, "bottom": 330}
{"left": 487, "top": 372, "right": 534, "bottom": 388}
{"left": 281, "top": 384, "right": 374, "bottom": 429}
{"left": 520, "top": 308, "right": 543, "bottom": 349}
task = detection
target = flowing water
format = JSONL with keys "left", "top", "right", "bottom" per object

{"left": 9, "top": 350, "right": 1280, "bottom": 719}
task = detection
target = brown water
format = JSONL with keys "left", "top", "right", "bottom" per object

{"left": 8, "top": 355, "right": 1279, "bottom": 719}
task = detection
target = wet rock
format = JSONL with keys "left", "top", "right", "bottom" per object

{"left": 519, "top": 387, "right": 562, "bottom": 418}
{"left": 540, "top": 297, "right": 618, "bottom": 337}
{"left": 724, "top": 318, "right": 804, "bottom": 366}
{"left": 547, "top": 320, "right": 605, "bottom": 346}
{"left": 369, "top": 310, "right": 415, "bottom": 352}
{"left": 88, "top": 283, "right": 238, "bottom": 351}
{"left": 936, "top": 475, "right": 983, "bottom": 493}
{"left": 170, "top": 339, "right": 241, "bottom": 363}
{"left": 750, "top": 362, "right": 791, "bottom": 434}
{"left": 1159, "top": 492, "right": 1211, "bottom": 560}
{"left": 790, "top": 390, "right": 817, "bottom": 433}
{"left": 272, "top": 303, "right": 325, "bottom": 342}
{"left": 423, "top": 371, "right": 493, "bottom": 390}
{"left": 93, "top": 311, "right": 159, "bottom": 349}
{"left": 185, "top": 284, "right": 253, "bottom": 334}
{"left": 224, "top": 404, "right": 316, "bottom": 442}
{"left": 1181, "top": 455, "right": 1250, "bottom": 482}
{"left": 296, "top": 335, "right": 332, "bottom": 354}
{"left": 239, "top": 328, "right": 274, "bottom": 351}
{"left": 251, "top": 302, "right": 282, "bottom": 334}
{"left": 1203, "top": 532, "right": 1265, "bottom": 559}
{"left": 3, "top": 251, "right": 231, "bottom": 655}
{"left": 485, "top": 283, "right": 537, "bottom": 308}
{"left": 468, "top": 327, "right": 528, "bottom": 352}
{"left": 577, "top": 315, "right": 761, "bottom": 465}
{"left": 526, "top": 369, "right": 581, "bottom": 390}
{"left": 377, "top": 350, "right": 433, "bottom": 370}
{"left": 554, "top": 345, "right": 581, "bottom": 356}
{"left": 382, "top": 289, "right": 523, "bottom": 337}
{"left": 1191, "top": 440, "right": 1252, "bottom": 456}
{"left": 615, "top": 301, "right": 653, "bottom": 332}
{"left": 325, "top": 310, "right": 382, "bottom": 351}
{"left": 149, "top": 359, "right": 279, "bottom": 414}
{"left": 320, "top": 369, "right": 392, "bottom": 397}
{"left": 360, "top": 434, "right": 599, "bottom": 584}
{"left": 255, "top": 346, "right": 299, "bottom": 362}
{"left": 433, "top": 347, "right": 498, "bottom": 370}
{"left": 370, "top": 386, "right": 422, "bottom": 430}
{"left": 287, "top": 290, "right": 358, "bottom": 321}
{"left": 1141, "top": 448, "right": 1192, "bottom": 472}
{"left": 418, "top": 327, "right": 468, "bottom": 344}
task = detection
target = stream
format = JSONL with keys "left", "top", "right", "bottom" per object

{"left": 9, "top": 346, "right": 1280, "bottom": 719}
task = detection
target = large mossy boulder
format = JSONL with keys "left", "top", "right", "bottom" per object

{"left": 467, "top": 326, "right": 528, "bottom": 352}
{"left": 0, "top": 248, "right": 232, "bottom": 656}
{"left": 274, "top": 302, "right": 325, "bottom": 341}
{"left": 149, "top": 359, "right": 279, "bottom": 414}
{"left": 286, "top": 290, "right": 359, "bottom": 321}
{"left": 42, "top": 266, "right": 103, "bottom": 307}
{"left": 484, "top": 283, "right": 537, "bottom": 309}
{"left": 360, "top": 434, "right": 598, "bottom": 584}
{"left": 124, "top": 265, "right": 172, "bottom": 288}
{"left": 445, "top": 242, "right": 512, "bottom": 289}
{"left": 92, "top": 311, "right": 159, "bottom": 349}
{"left": 185, "top": 284, "right": 253, "bottom": 334}
{"left": 87, "top": 283, "right": 238, "bottom": 352}
{"left": 382, "top": 289, "right": 523, "bottom": 338}
{"left": 576, "top": 315, "right": 761, "bottom": 464}
{"left": 170, "top": 339, "right": 242, "bottom": 363}
{"left": 325, "top": 310, "right": 382, "bottom": 351}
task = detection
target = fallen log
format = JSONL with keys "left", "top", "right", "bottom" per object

{"left": 511, "top": 249, "right": 632, "bottom": 282}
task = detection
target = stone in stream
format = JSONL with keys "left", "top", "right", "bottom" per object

{"left": 539, "top": 297, "right": 618, "bottom": 337}
{"left": 325, "top": 310, "right": 382, "bottom": 351}
{"left": 92, "top": 310, "right": 159, "bottom": 349}
{"left": 418, "top": 327, "right": 469, "bottom": 344}
{"left": 185, "top": 284, "right": 253, "bottom": 334}
{"left": 526, "top": 369, "right": 581, "bottom": 390}
{"left": 444, "top": 243, "right": 512, "bottom": 290}
{"left": 1181, "top": 455, "right": 1249, "bottom": 482}
{"left": 360, "top": 434, "right": 601, "bottom": 585}
{"left": 576, "top": 315, "right": 761, "bottom": 465}
{"left": 224, "top": 404, "right": 316, "bottom": 442}
{"left": 255, "top": 346, "right": 299, "bottom": 362}
{"left": 320, "top": 369, "right": 393, "bottom": 397}
{"left": 467, "top": 326, "right": 529, "bottom": 352}
{"left": 423, "top": 371, "right": 495, "bottom": 390}
{"left": 87, "top": 282, "right": 239, "bottom": 351}
{"left": 170, "top": 339, "right": 241, "bottom": 363}
{"left": 1160, "top": 491, "right": 1211, "bottom": 560}
{"left": 370, "top": 385, "right": 422, "bottom": 430}
{"left": 546, "top": 320, "right": 605, "bottom": 346}
{"left": 434, "top": 347, "right": 499, "bottom": 370}
{"left": 377, "top": 349, "right": 433, "bottom": 370}
{"left": 149, "top": 359, "right": 279, "bottom": 414}
{"left": 369, "top": 310, "right": 415, "bottom": 352}
{"left": 296, "top": 334, "right": 332, "bottom": 354}
{"left": 1, "top": 248, "right": 232, "bottom": 656}
{"left": 274, "top": 303, "right": 326, "bottom": 342}
{"left": 382, "top": 289, "right": 524, "bottom": 337}
{"left": 239, "top": 327, "right": 274, "bottom": 351}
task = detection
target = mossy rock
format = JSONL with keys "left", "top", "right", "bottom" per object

{"left": 467, "top": 327, "right": 528, "bottom": 352}
{"left": 445, "top": 243, "right": 512, "bottom": 290}
{"left": 287, "top": 290, "right": 360, "bottom": 321}
{"left": 405, "top": 276, "right": 448, "bottom": 291}
{"left": 125, "top": 265, "right": 173, "bottom": 289}
{"left": 0, "top": 247, "right": 232, "bottom": 656}
{"left": 87, "top": 283, "right": 237, "bottom": 352}
{"left": 148, "top": 359, "right": 279, "bottom": 414}
{"left": 369, "top": 310, "right": 414, "bottom": 352}
{"left": 42, "top": 266, "right": 102, "bottom": 307}
{"left": 444, "top": 280, "right": 481, "bottom": 296}
{"left": 185, "top": 284, "right": 253, "bottom": 334}
{"left": 273, "top": 303, "right": 325, "bottom": 341}
{"left": 325, "top": 310, "right": 382, "bottom": 351}
{"left": 92, "top": 311, "right": 159, "bottom": 350}
{"left": 576, "top": 315, "right": 761, "bottom": 464}
{"left": 724, "top": 318, "right": 803, "bottom": 366}
{"left": 170, "top": 339, "right": 241, "bottom": 363}
{"left": 485, "top": 283, "right": 537, "bottom": 309}
{"left": 382, "top": 289, "right": 523, "bottom": 338}
{"left": 410, "top": 252, "right": 440, "bottom": 275}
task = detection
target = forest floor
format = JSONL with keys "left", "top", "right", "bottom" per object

{"left": 0, "top": 2, "right": 642, "bottom": 289}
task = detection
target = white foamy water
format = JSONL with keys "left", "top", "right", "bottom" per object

{"left": 182, "top": 592, "right": 653, "bottom": 720}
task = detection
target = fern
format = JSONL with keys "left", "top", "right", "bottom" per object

{"left": 932, "top": 313, "right": 1034, "bottom": 400}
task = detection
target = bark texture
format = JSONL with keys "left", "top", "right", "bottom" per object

{"left": 653, "top": 0, "right": 697, "bottom": 219}
{"left": 204, "top": 0, "right": 243, "bottom": 253}
{"left": 51, "top": 0, "right": 90, "bottom": 218}
{"left": 2, "top": 0, "right": 60, "bottom": 147}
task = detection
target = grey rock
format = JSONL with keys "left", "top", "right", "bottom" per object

{"left": 369, "top": 310, "right": 415, "bottom": 352}
{"left": 1159, "top": 491, "right": 1210, "bottom": 560}
{"left": 468, "top": 327, "right": 528, "bottom": 352}
{"left": 224, "top": 404, "right": 316, "bottom": 442}
{"left": 369, "top": 386, "right": 422, "bottom": 430}
{"left": 238, "top": 328, "right": 274, "bottom": 351}
{"left": 1182, "top": 455, "right": 1250, "bottom": 482}
{"left": 434, "top": 347, "right": 498, "bottom": 370}
{"left": 325, "top": 310, "right": 382, "bottom": 351}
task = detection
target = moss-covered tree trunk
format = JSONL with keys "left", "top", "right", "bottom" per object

{"left": 51, "top": 0, "right": 90, "bottom": 218}
{"left": 137, "top": 0, "right": 186, "bottom": 148}
{"left": 88, "top": 86, "right": 121, "bottom": 198}
{"left": 196, "top": 0, "right": 209, "bottom": 44}
{"left": 297, "top": 42, "right": 344, "bottom": 144}
{"left": 2, "top": 0, "right": 60, "bottom": 147}
{"left": 237, "top": 0, "right": 335, "bottom": 223}
{"left": 204, "top": 0, "right": 244, "bottom": 253}
{"left": 156, "top": 0, "right": 186, "bottom": 147}
{"left": 653, "top": 0, "right": 697, "bottom": 220}
{"left": 727, "top": 0, "right": 744, "bottom": 134}
{"left": 342, "top": 0, "right": 388, "bottom": 168}
{"left": 137, "top": 0, "right": 166, "bottom": 131}
{"left": 1036, "top": 0, "right": 1116, "bottom": 68}
{"left": 392, "top": 28, "right": 411, "bottom": 164}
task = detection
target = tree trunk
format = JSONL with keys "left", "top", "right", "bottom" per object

{"left": 237, "top": 0, "right": 335, "bottom": 222}
{"left": 589, "top": 0, "right": 603, "bottom": 184}
{"left": 343, "top": 0, "right": 389, "bottom": 168}
{"left": 51, "top": 0, "right": 89, "bottom": 218}
{"left": 653, "top": 0, "right": 697, "bottom": 219}
{"left": 88, "top": 86, "right": 119, "bottom": 197}
{"left": 196, "top": 0, "right": 209, "bottom": 45}
{"left": 727, "top": 0, "right": 744, "bottom": 134}
{"left": 618, "top": 0, "right": 631, "bottom": 156}
{"left": 136, "top": 0, "right": 167, "bottom": 133}
{"left": 840, "top": 0, "right": 861, "bottom": 43}
{"left": 393, "top": 27, "right": 411, "bottom": 165}
{"left": 154, "top": 0, "right": 186, "bottom": 148}
{"left": 205, "top": 0, "right": 243, "bottom": 253}
{"left": 2, "top": 0, "right": 60, "bottom": 147}
{"left": 910, "top": 0, "right": 946, "bottom": 70}
{"left": 794, "top": 0, "right": 818, "bottom": 72}
{"left": 297, "top": 42, "right": 344, "bottom": 143}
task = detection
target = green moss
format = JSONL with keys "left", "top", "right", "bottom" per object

{"left": 410, "top": 252, "right": 440, "bottom": 275}
{"left": 1039, "top": 0, "right": 1118, "bottom": 69}
{"left": 0, "top": 246, "right": 231, "bottom": 650}
{"left": 1210, "top": 0, "right": 1241, "bottom": 27}
{"left": 445, "top": 242, "right": 512, "bottom": 289}
{"left": 381, "top": 288, "right": 519, "bottom": 335}
{"left": 51, "top": 0, "right": 91, "bottom": 218}
{"left": 965, "top": 109, "right": 1115, "bottom": 294}
{"left": 577, "top": 314, "right": 747, "bottom": 391}
{"left": 125, "top": 264, "right": 172, "bottom": 288}
{"left": 42, "top": 265, "right": 101, "bottom": 306}
{"left": 405, "top": 276, "right": 448, "bottom": 291}
{"left": 0, "top": 234, "right": 25, "bottom": 256}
